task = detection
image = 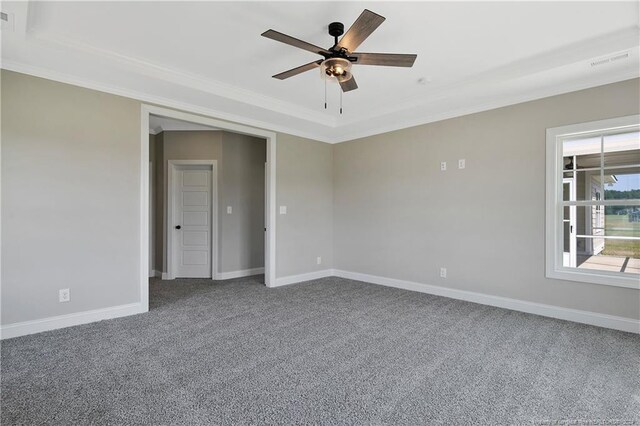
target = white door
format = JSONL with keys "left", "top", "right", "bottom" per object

{"left": 590, "top": 178, "right": 605, "bottom": 255}
{"left": 173, "top": 165, "right": 212, "bottom": 278}
{"left": 562, "top": 178, "right": 577, "bottom": 267}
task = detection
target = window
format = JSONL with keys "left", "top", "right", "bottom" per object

{"left": 546, "top": 115, "right": 640, "bottom": 289}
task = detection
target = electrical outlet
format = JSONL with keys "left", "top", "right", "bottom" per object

{"left": 458, "top": 159, "right": 466, "bottom": 169}
{"left": 440, "top": 267, "right": 447, "bottom": 278}
{"left": 317, "top": 256, "right": 322, "bottom": 265}
{"left": 440, "top": 161, "right": 447, "bottom": 171}
{"left": 279, "top": 206, "right": 287, "bottom": 215}
{"left": 227, "top": 206, "right": 232, "bottom": 214}
{"left": 59, "top": 288, "right": 70, "bottom": 302}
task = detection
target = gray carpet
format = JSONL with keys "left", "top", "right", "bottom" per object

{"left": 2, "top": 276, "right": 639, "bottom": 425}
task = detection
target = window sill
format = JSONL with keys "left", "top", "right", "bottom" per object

{"left": 547, "top": 267, "right": 640, "bottom": 289}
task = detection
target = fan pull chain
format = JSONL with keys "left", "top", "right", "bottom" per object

{"left": 324, "top": 79, "right": 327, "bottom": 109}
{"left": 339, "top": 86, "right": 343, "bottom": 115}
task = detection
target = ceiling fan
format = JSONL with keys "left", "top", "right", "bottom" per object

{"left": 261, "top": 9, "right": 417, "bottom": 93}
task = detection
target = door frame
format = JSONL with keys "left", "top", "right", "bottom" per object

{"left": 167, "top": 160, "right": 217, "bottom": 280}
{"left": 140, "top": 104, "right": 277, "bottom": 312}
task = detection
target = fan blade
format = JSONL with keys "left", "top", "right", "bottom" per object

{"left": 337, "top": 9, "right": 385, "bottom": 53}
{"left": 262, "top": 29, "right": 330, "bottom": 56}
{"left": 339, "top": 75, "right": 358, "bottom": 92}
{"left": 273, "top": 60, "right": 323, "bottom": 80}
{"left": 350, "top": 52, "right": 417, "bottom": 67}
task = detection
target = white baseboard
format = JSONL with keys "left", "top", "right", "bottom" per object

{"left": 161, "top": 272, "right": 171, "bottom": 280}
{"left": 1, "top": 302, "right": 147, "bottom": 340}
{"left": 333, "top": 270, "right": 639, "bottom": 334}
{"left": 151, "top": 269, "right": 162, "bottom": 278}
{"left": 272, "top": 269, "right": 335, "bottom": 287}
{"left": 216, "top": 267, "right": 265, "bottom": 280}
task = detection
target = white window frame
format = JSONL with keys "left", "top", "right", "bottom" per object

{"left": 545, "top": 114, "right": 640, "bottom": 289}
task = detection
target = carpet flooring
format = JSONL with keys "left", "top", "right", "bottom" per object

{"left": 2, "top": 276, "right": 639, "bottom": 425}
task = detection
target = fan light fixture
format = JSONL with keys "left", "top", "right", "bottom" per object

{"left": 261, "top": 9, "right": 418, "bottom": 114}
{"left": 320, "top": 57, "right": 352, "bottom": 81}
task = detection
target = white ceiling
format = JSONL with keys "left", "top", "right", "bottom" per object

{"left": 2, "top": 1, "right": 639, "bottom": 143}
{"left": 149, "top": 114, "right": 219, "bottom": 135}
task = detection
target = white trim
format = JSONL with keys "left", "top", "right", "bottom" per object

{"left": 331, "top": 69, "right": 640, "bottom": 144}
{"left": 3, "top": 59, "right": 638, "bottom": 145}
{"left": 152, "top": 270, "right": 162, "bottom": 278}
{"left": 167, "top": 160, "right": 218, "bottom": 280}
{"left": 6, "top": 21, "right": 638, "bottom": 143}
{"left": 140, "top": 107, "right": 150, "bottom": 312}
{"left": 545, "top": 115, "right": 640, "bottom": 289}
{"left": 332, "top": 270, "right": 640, "bottom": 334}
{"left": 29, "top": 30, "right": 333, "bottom": 127}
{"left": 149, "top": 160, "right": 154, "bottom": 278}
{"left": 216, "top": 267, "right": 265, "bottom": 280}
{"left": 161, "top": 272, "right": 171, "bottom": 280}
{"left": 1, "top": 303, "right": 146, "bottom": 340}
{"left": 273, "top": 269, "right": 335, "bottom": 287}
{"left": 4, "top": 60, "right": 331, "bottom": 143}
{"left": 140, "top": 104, "right": 277, "bottom": 298}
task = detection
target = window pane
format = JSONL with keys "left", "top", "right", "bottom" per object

{"left": 563, "top": 135, "right": 601, "bottom": 158}
{"left": 562, "top": 171, "right": 603, "bottom": 201}
{"left": 563, "top": 205, "right": 640, "bottom": 274}
{"left": 603, "top": 168, "right": 640, "bottom": 201}
{"left": 576, "top": 238, "right": 639, "bottom": 274}
{"left": 603, "top": 131, "right": 639, "bottom": 166}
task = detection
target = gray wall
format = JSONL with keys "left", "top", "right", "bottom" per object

{"left": 1, "top": 70, "right": 332, "bottom": 325}
{"left": 1, "top": 71, "right": 141, "bottom": 324}
{"left": 219, "top": 132, "right": 266, "bottom": 273}
{"left": 333, "top": 78, "right": 640, "bottom": 320}
{"left": 3, "top": 68, "right": 636, "bottom": 327}
{"left": 277, "top": 134, "right": 333, "bottom": 277}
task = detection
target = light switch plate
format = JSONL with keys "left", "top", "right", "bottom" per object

{"left": 227, "top": 206, "right": 232, "bottom": 214}
{"left": 279, "top": 206, "right": 287, "bottom": 215}
{"left": 458, "top": 159, "right": 466, "bottom": 169}
{"left": 440, "top": 161, "right": 447, "bottom": 171}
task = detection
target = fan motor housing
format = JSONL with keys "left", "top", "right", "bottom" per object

{"left": 328, "top": 22, "right": 344, "bottom": 38}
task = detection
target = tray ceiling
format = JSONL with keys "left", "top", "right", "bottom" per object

{"left": 2, "top": 1, "right": 639, "bottom": 143}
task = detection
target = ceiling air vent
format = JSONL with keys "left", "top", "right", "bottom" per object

{"left": 590, "top": 51, "right": 630, "bottom": 67}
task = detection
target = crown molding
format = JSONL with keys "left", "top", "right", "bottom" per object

{"left": 28, "top": 29, "right": 339, "bottom": 129}
{"left": 4, "top": 59, "right": 638, "bottom": 146}
{"left": 1, "top": 60, "right": 335, "bottom": 144}
{"left": 338, "top": 26, "right": 640, "bottom": 128}
{"left": 331, "top": 68, "right": 640, "bottom": 143}
{"left": 4, "top": 16, "right": 639, "bottom": 145}
{"left": 25, "top": 24, "right": 639, "bottom": 135}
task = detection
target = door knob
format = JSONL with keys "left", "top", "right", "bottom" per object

{"left": 175, "top": 225, "right": 182, "bottom": 230}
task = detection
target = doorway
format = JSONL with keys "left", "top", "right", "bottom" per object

{"left": 139, "top": 105, "right": 277, "bottom": 312}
